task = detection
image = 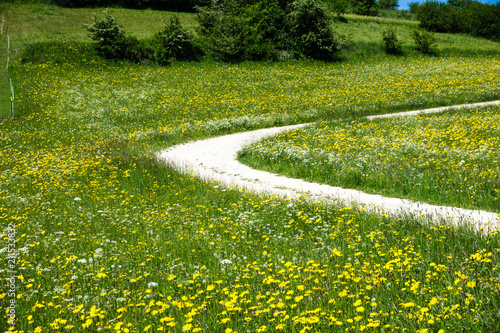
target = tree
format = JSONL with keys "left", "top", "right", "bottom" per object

{"left": 84, "top": 10, "right": 128, "bottom": 59}
{"left": 378, "top": 0, "right": 398, "bottom": 9}
{"left": 351, "top": 0, "right": 376, "bottom": 15}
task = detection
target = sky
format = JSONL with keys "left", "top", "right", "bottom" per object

{"left": 398, "top": 0, "right": 499, "bottom": 10}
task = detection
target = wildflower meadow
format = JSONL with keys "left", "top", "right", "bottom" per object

{"left": 1, "top": 3, "right": 500, "bottom": 333}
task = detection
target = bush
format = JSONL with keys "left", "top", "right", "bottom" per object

{"left": 416, "top": 0, "right": 500, "bottom": 39}
{"left": 286, "top": 0, "right": 340, "bottom": 60}
{"left": 408, "top": 1, "right": 420, "bottom": 13}
{"left": 416, "top": 1, "right": 461, "bottom": 33}
{"left": 84, "top": 10, "right": 129, "bottom": 59}
{"left": 324, "top": 0, "right": 349, "bottom": 17}
{"left": 196, "top": 4, "right": 247, "bottom": 61}
{"left": 196, "top": 0, "right": 340, "bottom": 62}
{"left": 152, "top": 15, "right": 203, "bottom": 64}
{"left": 412, "top": 29, "right": 437, "bottom": 54}
{"left": 351, "top": 0, "right": 376, "bottom": 15}
{"left": 464, "top": 2, "right": 500, "bottom": 40}
{"left": 382, "top": 28, "right": 403, "bottom": 55}
{"left": 378, "top": 0, "right": 399, "bottom": 10}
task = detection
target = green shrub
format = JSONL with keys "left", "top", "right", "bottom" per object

{"left": 324, "top": 0, "right": 349, "bottom": 17}
{"left": 464, "top": 2, "right": 500, "bottom": 40}
{"left": 416, "top": 1, "right": 461, "bottom": 33}
{"left": 408, "top": 1, "right": 420, "bottom": 13}
{"left": 152, "top": 15, "right": 203, "bottom": 64}
{"left": 412, "top": 29, "right": 437, "bottom": 54}
{"left": 416, "top": 0, "right": 500, "bottom": 39}
{"left": 351, "top": 0, "right": 376, "bottom": 15}
{"left": 84, "top": 10, "right": 130, "bottom": 59}
{"left": 196, "top": 0, "right": 340, "bottom": 62}
{"left": 286, "top": 0, "right": 340, "bottom": 60}
{"left": 196, "top": 4, "right": 246, "bottom": 62}
{"left": 382, "top": 28, "right": 403, "bottom": 55}
{"left": 378, "top": 0, "right": 399, "bottom": 10}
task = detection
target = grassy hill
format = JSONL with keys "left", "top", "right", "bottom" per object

{"left": 1, "top": 2, "right": 499, "bottom": 332}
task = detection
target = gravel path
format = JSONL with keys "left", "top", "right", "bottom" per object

{"left": 157, "top": 101, "right": 500, "bottom": 233}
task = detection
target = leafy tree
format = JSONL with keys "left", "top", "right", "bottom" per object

{"left": 408, "top": 1, "right": 420, "bottom": 13}
{"left": 351, "top": 0, "right": 376, "bottom": 15}
{"left": 286, "top": 0, "right": 340, "bottom": 60}
{"left": 324, "top": 0, "right": 349, "bottom": 17}
{"left": 382, "top": 28, "right": 403, "bottom": 55}
{"left": 378, "top": 0, "right": 399, "bottom": 9}
{"left": 152, "top": 15, "right": 203, "bottom": 64}
{"left": 196, "top": 0, "right": 340, "bottom": 62}
{"left": 447, "top": 0, "right": 472, "bottom": 9}
{"left": 84, "top": 10, "right": 128, "bottom": 59}
{"left": 412, "top": 29, "right": 437, "bottom": 54}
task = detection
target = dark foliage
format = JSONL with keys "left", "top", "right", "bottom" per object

{"left": 351, "top": 0, "right": 376, "bottom": 15}
{"left": 378, "top": 0, "right": 399, "bottom": 10}
{"left": 152, "top": 15, "right": 203, "bottom": 64}
{"left": 412, "top": 29, "right": 437, "bottom": 54}
{"left": 197, "top": 0, "right": 340, "bottom": 62}
{"left": 415, "top": 0, "right": 500, "bottom": 40}
{"left": 381, "top": 28, "right": 403, "bottom": 55}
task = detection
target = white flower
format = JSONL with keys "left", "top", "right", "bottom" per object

{"left": 220, "top": 259, "right": 233, "bottom": 265}
{"left": 148, "top": 282, "right": 158, "bottom": 288}
{"left": 77, "top": 259, "right": 87, "bottom": 264}
{"left": 74, "top": 197, "right": 81, "bottom": 201}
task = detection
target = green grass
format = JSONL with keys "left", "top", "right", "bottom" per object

{"left": 1, "top": 2, "right": 500, "bottom": 332}
{"left": 0, "top": 33, "right": 11, "bottom": 119}
{"left": 335, "top": 13, "right": 500, "bottom": 59}
{"left": 0, "top": 2, "right": 198, "bottom": 61}
{"left": 238, "top": 106, "right": 500, "bottom": 213}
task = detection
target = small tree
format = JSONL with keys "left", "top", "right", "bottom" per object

{"left": 351, "top": 0, "right": 376, "bottom": 15}
{"left": 325, "top": 0, "right": 349, "bottom": 17}
{"left": 412, "top": 29, "right": 437, "bottom": 54}
{"left": 153, "top": 15, "right": 202, "bottom": 64}
{"left": 378, "top": 0, "right": 399, "bottom": 10}
{"left": 84, "top": 10, "right": 128, "bottom": 59}
{"left": 286, "top": 0, "right": 340, "bottom": 60}
{"left": 408, "top": 1, "right": 419, "bottom": 13}
{"left": 382, "top": 28, "right": 403, "bottom": 55}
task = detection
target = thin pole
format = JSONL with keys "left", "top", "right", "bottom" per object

{"left": 10, "top": 79, "right": 14, "bottom": 118}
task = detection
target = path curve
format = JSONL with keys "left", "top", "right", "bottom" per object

{"left": 157, "top": 101, "right": 500, "bottom": 233}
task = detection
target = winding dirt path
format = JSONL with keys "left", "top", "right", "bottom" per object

{"left": 157, "top": 101, "right": 500, "bottom": 233}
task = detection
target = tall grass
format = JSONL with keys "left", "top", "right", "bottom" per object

{"left": 0, "top": 33, "right": 11, "bottom": 119}
{"left": 0, "top": 2, "right": 500, "bottom": 332}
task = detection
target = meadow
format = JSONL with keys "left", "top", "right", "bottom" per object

{"left": 1, "top": 2, "right": 500, "bottom": 332}
{"left": 238, "top": 106, "right": 500, "bottom": 213}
